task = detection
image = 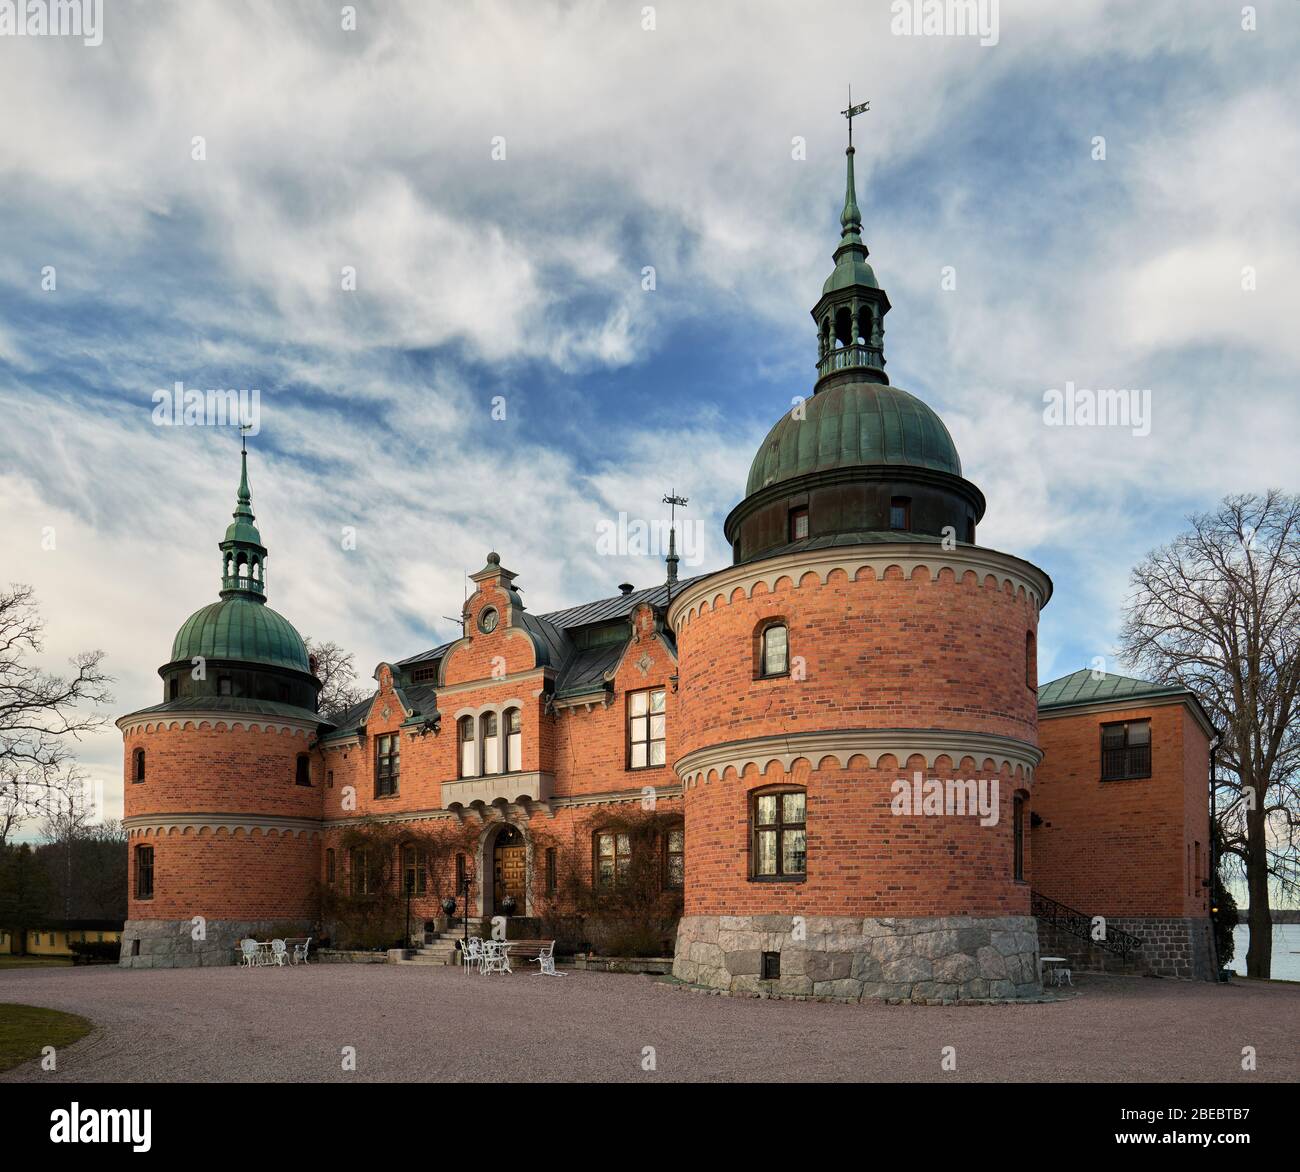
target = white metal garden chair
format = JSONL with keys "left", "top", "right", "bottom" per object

{"left": 291, "top": 936, "right": 312, "bottom": 965}
{"left": 530, "top": 941, "right": 564, "bottom": 977}
{"left": 239, "top": 938, "right": 259, "bottom": 968}
{"left": 270, "top": 938, "right": 289, "bottom": 967}
{"left": 460, "top": 936, "right": 485, "bottom": 975}
{"left": 481, "top": 939, "right": 511, "bottom": 976}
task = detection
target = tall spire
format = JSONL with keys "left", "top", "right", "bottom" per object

{"left": 812, "top": 90, "right": 890, "bottom": 388}
{"left": 219, "top": 431, "right": 268, "bottom": 602}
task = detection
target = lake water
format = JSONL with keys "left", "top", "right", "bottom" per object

{"left": 1230, "top": 923, "right": 1300, "bottom": 981}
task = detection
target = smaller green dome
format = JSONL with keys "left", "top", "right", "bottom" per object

{"left": 224, "top": 516, "right": 263, "bottom": 544}
{"left": 170, "top": 597, "right": 311, "bottom": 673}
{"left": 823, "top": 254, "right": 879, "bottom": 294}
{"left": 747, "top": 380, "right": 962, "bottom": 496}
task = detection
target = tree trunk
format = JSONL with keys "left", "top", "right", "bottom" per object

{"left": 1245, "top": 796, "right": 1272, "bottom": 978}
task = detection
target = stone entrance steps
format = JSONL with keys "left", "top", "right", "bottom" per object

{"left": 393, "top": 921, "right": 485, "bottom": 966}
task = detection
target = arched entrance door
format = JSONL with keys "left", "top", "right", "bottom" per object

{"left": 492, "top": 824, "right": 526, "bottom": 916}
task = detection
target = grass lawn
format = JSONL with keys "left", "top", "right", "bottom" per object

{"left": 0, "top": 955, "right": 73, "bottom": 969}
{"left": 0, "top": 1003, "right": 93, "bottom": 1072}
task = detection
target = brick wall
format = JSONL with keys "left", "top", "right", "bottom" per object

{"left": 673, "top": 565, "right": 1041, "bottom": 760}
{"left": 1033, "top": 700, "right": 1211, "bottom": 919}
{"left": 672, "top": 562, "right": 1040, "bottom": 920}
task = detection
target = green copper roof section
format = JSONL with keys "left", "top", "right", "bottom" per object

{"left": 170, "top": 596, "right": 311, "bottom": 673}
{"left": 1037, "top": 669, "right": 1188, "bottom": 711}
{"left": 746, "top": 380, "right": 962, "bottom": 495}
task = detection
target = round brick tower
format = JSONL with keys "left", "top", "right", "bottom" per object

{"left": 118, "top": 446, "right": 323, "bottom": 968}
{"left": 669, "top": 135, "right": 1052, "bottom": 1002}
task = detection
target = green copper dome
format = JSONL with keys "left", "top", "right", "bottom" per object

{"left": 170, "top": 596, "right": 311, "bottom": 673}
{"left": 746, "top": 380, "right": 962, "bottom": 496}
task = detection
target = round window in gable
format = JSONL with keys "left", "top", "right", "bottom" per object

{"left": 478, "top": 607, "right": 499, "bottom": 634}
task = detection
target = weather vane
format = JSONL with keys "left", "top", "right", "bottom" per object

{"left": 662, "top": 490, "right": 688, "bottom": 529}
{"left": 239, "top": 419, "right": 253, "bottom": 454}
{"left": 841, "top": 85, "right": 869, "bottom": 148}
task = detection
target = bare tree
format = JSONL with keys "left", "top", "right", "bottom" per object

{"left": 303, "top": 636, "right": 367, "bottom": 720}
{"left": 0, "top": 585, "right": 112, "bottom": 845}
{"left": 1119, "top": 491, "right": 1300, "bottom": 978}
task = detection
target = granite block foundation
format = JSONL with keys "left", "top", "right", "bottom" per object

{"left": 673, "top": 914, "right": 1043, "bottom": 1002}
{"left": 118, "top": 919, "right": 312, "bottom": 968}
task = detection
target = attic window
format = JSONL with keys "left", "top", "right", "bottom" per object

{"left": 411, "top": 665, "right": 438, "bottom": 683}
{"left": 478, "top": 607, "right": 499, "bottom": 634}
{"left": 789, "top": 508, "right": 809, "bottom": 543}
{"left": 889, "top": 497, "right": 911, "bottom": 531}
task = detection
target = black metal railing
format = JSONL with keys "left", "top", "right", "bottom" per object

{"left": 1031, "top": 890, "right": 1143, "bottom": 958}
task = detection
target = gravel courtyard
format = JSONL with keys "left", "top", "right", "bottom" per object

{"left": 1, "top": 964, "right": 1295, "bottom": 1083}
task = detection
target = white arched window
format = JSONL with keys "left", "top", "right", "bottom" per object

{"left": 481, "top": 711, "right": 500, "bottom": 775}
{"left": 459, "top": 716, "right": 477, "bottom": 778}
{"left": 506, "top": 708, "right": 522, "bottom": 772}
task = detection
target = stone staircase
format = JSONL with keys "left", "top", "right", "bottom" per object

{"left": 393, "top": 920, "right": 485, "bottom": 966}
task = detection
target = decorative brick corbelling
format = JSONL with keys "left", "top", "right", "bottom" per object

{"left": 667, "top": 543, "right": 1053, "bottom": 632}
{"left": 116, "top": 712, "right": 318, "bottom": 737}
{"left": 674, "top": 728, "right": 1041, "bottom": 787}
{"left": 123, "top": 813, "right": 323, "bottom": 838}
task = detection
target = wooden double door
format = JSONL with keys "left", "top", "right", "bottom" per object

{"left": 493, "top": 825, "right": 525, "bottom": 915}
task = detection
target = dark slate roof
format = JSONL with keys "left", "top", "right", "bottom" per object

{"left": 1037, "top": 669, "right": 1188, "bottom": 710}
{"left": 536, "top": 576, "right": 710, "bottom": 629}
{"left": 515, "top": 609, "right": 575, "bottom": 668}
{"left": 554, "top": 643, "right": 624, "bottom": 698}
{"left": 120, "top": 696, "right": 323, "bottom": 724}
{"left": 397, "top": 640, "right": 457, "bottom": 668}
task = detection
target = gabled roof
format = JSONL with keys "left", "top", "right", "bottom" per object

{"left": 1038, "top": 669, "right": 1189, "bottom": 710}
{"left": 318, "top": 682, "right": 440, "bottom": 743}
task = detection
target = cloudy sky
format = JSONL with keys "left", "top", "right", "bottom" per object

{"left": 1, "top": 0, "right": 1296, "bottom": 828}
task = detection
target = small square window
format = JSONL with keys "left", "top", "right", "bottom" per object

{"left": 761, "top": 951, "right": 781, "bottom": 980}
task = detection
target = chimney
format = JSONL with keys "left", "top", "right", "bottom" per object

{"left": 618, "top": 582, "right": 634, "bottom": 595}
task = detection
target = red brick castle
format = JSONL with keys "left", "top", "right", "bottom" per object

{"left": 117, "top": 136, "right": 1217, "bottom": 995}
